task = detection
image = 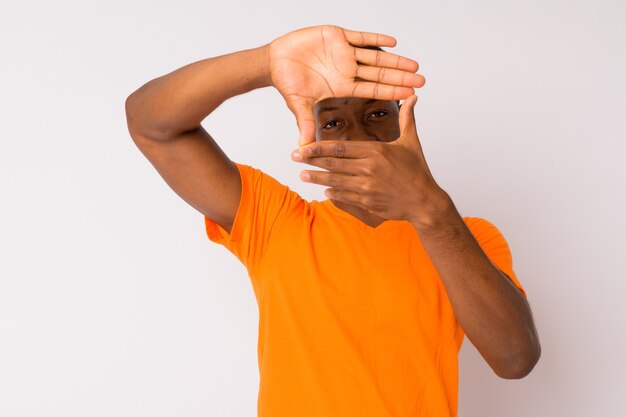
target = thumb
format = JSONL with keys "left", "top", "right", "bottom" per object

{"left": 297, "top": 111, "right": 317, "bottom": 146}
{"left": 397, "top": 95, "right": 431, "bottom": 174}
{"left": 398, "top": 94, "right": 418, "bottom": 142}
{"left": 286, "top": 98, "right": 317, "bottom": 146}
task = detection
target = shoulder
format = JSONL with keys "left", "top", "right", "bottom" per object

{"left": 461, "top": 216, "right": 515, "bottom": 255}
{"left": 461, "top": 215, "right": 514, "bottom": 260}
{"left": 231, "top": 161, "right": 309, "bottom": 206}
{"left": 462, "top": 216, "right": 496, "bottom": 229}
{"left": 462, "top": 216, "right": 504, "bottom": 239}
{"left": 233, "top": 162, "right": 289, "bottom": 185}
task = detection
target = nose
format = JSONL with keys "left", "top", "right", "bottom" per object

{"left": 343, "top": 121, "right": 379, "bottom": 142}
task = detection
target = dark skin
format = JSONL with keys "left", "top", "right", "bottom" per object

{"left": 290, "top": 95, "right": 541, "bottom": 379}
{"left": 126, "top": 22, "right": 540, "bottom": 379}
{"left": 308, "top": 96, "right": 402, "bottom": 227}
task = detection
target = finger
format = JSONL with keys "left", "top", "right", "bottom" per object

{"left": 350, "top": 82, "right": 415, "bottom": 101}
{"left": 291, "top": 153, "right": 364, "bottom": 174}
{"left": 300, "top": 170, "right": 362, "bottom": 190}
{"left": 324, "top": 188, "right": 369, "bottom": 210}
{"left": 354, "top": 48, "right": 419, "bottom": 73}
{"left": 355, "top": 65, "right": 425, "bottom": 88}
{"left": 342, "top": 29, "right": 397, "bottom": 48}
{"left": 285, "top": 99, "right": 317, "bottom": 146}
{"left": 297, "top": 140, "right": 378, "bottom": 159}
{"left": 399, "top": 94, "right": 419, "bottom": 138}
{"left": 397, "top": 95, "right": 431, "bottom": 171}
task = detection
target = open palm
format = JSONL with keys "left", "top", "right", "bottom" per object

{"left": 268, "top": 25, "right": 425, "bottom": 145}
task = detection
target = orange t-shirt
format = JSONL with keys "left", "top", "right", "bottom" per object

{"left": 204, "top": 162, "right": 526, "bottom": 417}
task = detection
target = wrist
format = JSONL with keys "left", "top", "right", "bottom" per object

{"left": 243, "top": 44, "right": 272, "bottom": 90}
{"left": 408, "top": 189, "right": 459, "bottom": 232}
{"left": 255, "top": 43, "right": 273, "bottom": 88}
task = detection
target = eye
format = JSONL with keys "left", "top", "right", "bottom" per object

{"left": 322, "top": 120, "right": 342, "bottom": 129}
{"left": 367, "top": 110, "right": 389, "bottom": 120}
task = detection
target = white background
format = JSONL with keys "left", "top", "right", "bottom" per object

{"left": 1, "top": 1, "right": 625, "bottom": 416}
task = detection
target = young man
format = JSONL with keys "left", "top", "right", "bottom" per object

{"left": 125, "top": 25, "right": 540, "bottom": 417}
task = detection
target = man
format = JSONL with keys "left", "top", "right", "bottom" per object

{"left": 125, "top": 25, "right": 540, "bottom": 417}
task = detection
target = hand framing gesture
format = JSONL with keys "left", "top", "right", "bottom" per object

{"left": 269, "top": 25, "right": 426, "bottom": 146}
{"left": 291, "top": 95, "right": 450, "bottom": 226}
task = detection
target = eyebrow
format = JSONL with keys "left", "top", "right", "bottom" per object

{"left": 317, "top": 99, "right": 378, "bottom": 114}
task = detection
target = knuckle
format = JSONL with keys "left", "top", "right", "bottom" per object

{"left": 324, "top": 157, "right": 335, "bottom": 170}
{"left": 334, "top": 142, "right": 345, "bottom": 157}
{"left": 361, "top": 181, "right": 373, "bottom": 194}
{"left": 329, "top": 175, "right": 339, "bottom": 187}
{"left": 360, "top": 162, "right": 373, "bottom": 176}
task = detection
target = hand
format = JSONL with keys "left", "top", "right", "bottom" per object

{"left": 290, "top": 95, "right": 451, "bottom": 226}
{"left": 268, "top": 25, "right": 426, "bottom": 146}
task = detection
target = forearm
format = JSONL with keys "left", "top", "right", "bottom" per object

{"left": 410, "top": 193, "right": 541, "bottom": 379}
{"left": 125, "top": 45, "right": 271, "bottom": 141}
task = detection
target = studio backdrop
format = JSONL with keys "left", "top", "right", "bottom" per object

{"left": 1, "top": 1, "right": 624, "bottom": 416}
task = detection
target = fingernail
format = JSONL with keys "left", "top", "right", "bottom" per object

{"left": 300, "top": 172, "right": 310, "bottom": 181}
{"left": 292, "top": 151, "right": 302, "bottom": 161}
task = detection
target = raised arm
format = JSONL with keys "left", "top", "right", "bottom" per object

{"left": 125, "top": 46, "right": 271, "bottom": 234}
{"left": 124, "top": 25, "right": 425, "bottom": 233}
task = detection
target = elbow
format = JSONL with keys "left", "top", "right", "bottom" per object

{"left": 125, "top": 93, "right": 157, "bottom": 142}
{"left": 125, "top": 93, "right": 141, "bottom": 136}
{"left": 495, "top": 342, "right": 542, "bottom": 380}
{"left": 125, "top": 90, "right": 141, "bottom": 119}
{"left": 124, "top": 92, "right": 180, "bottom": 142}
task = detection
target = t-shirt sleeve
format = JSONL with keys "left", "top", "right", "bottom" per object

{"left": 204, "top": 162, "right": 304, "bottom": 270}
{"left": 463, "top": 217, "right": 527, "bottom": 297}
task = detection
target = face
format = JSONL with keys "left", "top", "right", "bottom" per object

{"left": 313, "top": 97, "right": 401, "bottom": 142}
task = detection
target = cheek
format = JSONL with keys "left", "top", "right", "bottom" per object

{"left": 376, "top": 122, "right": 401, "bottom": 141}
{"left": 315, "top": 130, "right": 331, "bottom": 141}
{"left": 318, "top": 131, "right": 343, "bottom": 141}
{"left": 392, "top": 125, "right": 401, "bottom": 139}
